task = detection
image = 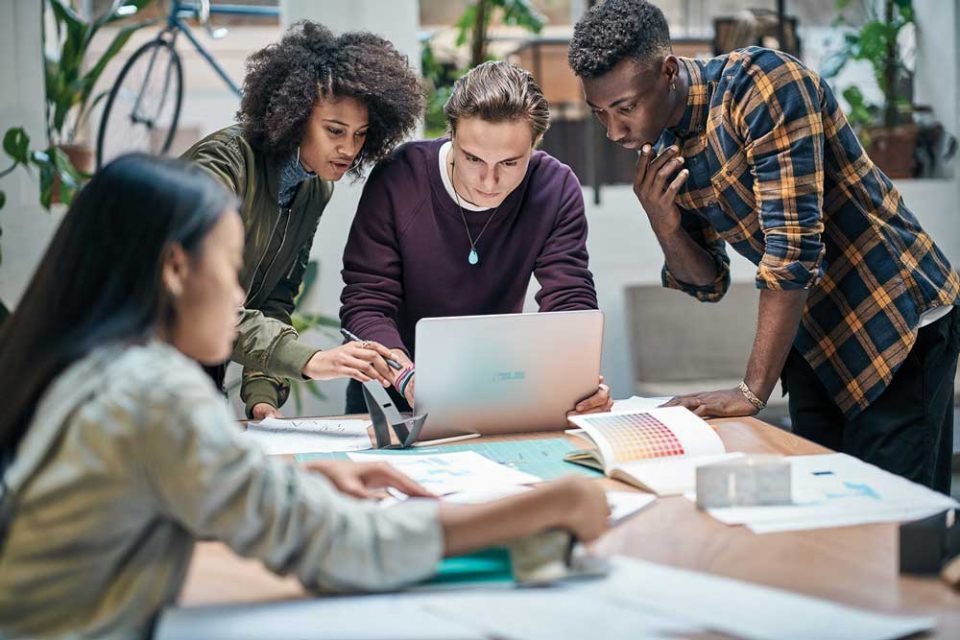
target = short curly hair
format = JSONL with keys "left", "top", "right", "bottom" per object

{"left": 568, "top": 0, "right": 672, "bottom": 79}
{"left": 238, "top": 21, "right": 424, "bottom": 177}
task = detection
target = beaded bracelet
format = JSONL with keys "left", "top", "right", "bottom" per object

{"left": 738, "top": 380, "right": 766, "bottom": 411}
{"left": 394, "top": 366, "right": 415, "bottom": 397}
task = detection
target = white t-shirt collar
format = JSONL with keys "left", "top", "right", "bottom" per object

{"left": 438, "top": 140, "right": 490, "bottom": 212}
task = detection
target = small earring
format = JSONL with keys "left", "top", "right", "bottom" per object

{"left": 295, "top": 145, "right": 301, "bottom": 166}
{"left": 670, "top": 80, "right": 677, "bottom": 91}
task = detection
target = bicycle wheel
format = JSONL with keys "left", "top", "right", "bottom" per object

{"left": 96, "top": 38, "right": 183, "bottom": 169}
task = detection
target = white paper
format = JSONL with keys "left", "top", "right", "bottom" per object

{"left": 347, "top": 451, "right": 541, "bottom": 495}
{"left": 605, "top": 490, "right": 656, "bottom": 524}
{"left": 440, "top": 485, "right": 532, "bottom": 504}
{"left": 249, "top": 417, "right": 370, "bottom": 436}
{"left": 698, "top": 453, "right": 959, "bottom": 534}
{"left": 582, "top": 556, "right": 935, "bottom": 640}
{"left": 242, "top": 419, "right": 372, "bottom": 456}
{"left": 615, "top": 452, "right": 745, "bottom": 495}
{"left": 440, "top": 487, "right": 656, "bottom": 526}
{"left": 424, "top": 589, "right": 699, "bottom": 640}
{"left": 156, "top": 556, "right": 933, "bottom": 640}
{"left": 610, "top": 395, "right": 673, "bottom": 413}
{"left": 155, "top": 593, "right": 485, "bottom": 640}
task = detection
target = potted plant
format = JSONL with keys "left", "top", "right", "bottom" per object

{"left": 45, "top": 0, "right": 154, "bottom": 174}
{"left": 0, "top": 0, "right": 152, "bottom": 209}
{"left": 822, "top": 0, "right": 918, "bottom": 178}
{"left": 455, "top": 0, "right": 545, "bottom": 68}
{"left": 0, "top": 0, "right": 151, "bottom": 320}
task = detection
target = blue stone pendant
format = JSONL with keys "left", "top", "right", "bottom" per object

{"left": 468, "top": 248, "right": 479, "bottom": 265}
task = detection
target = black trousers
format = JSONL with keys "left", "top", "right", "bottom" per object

{"left": 345, "top": 377, "right": 411, "bottom": 414}
{"left": 781, "top": 310, "right": 959, "bottom": 494}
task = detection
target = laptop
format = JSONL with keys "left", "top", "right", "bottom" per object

{"left": 413, "top": 310, "right": 604, "bottom": 439}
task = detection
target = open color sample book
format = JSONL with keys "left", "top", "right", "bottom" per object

{"left": 566, "top": 407, "right": 742, "bottom": 495}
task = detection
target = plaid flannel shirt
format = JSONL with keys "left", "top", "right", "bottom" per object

{"left": 658, "top": 47, "right": 959, "bottom": 417}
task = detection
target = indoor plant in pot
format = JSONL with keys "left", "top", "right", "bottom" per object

{"left": 0, "top": 0, "right": 152, "bottom": 208}
{"left": 821, "top": 0, "right": 918, "bottom": 178}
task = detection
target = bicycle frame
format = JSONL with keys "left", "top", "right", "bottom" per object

{"left": 166, "top": 0, "right": 280, "bottom": 97}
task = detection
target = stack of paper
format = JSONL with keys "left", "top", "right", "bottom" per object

{"left": 422, "top": 589, "right": 699, "bottom": 640}
{"left": 610, "top": 395, "right": 673, "bottom": 413}
{"left": 242, "top": 418, "right": 372, "bottom": 456}
{"left": 438, "top": 487, "right": 655, "bottom": 526}
{"left": 157, "top": 556, "right": 935, "bottom": 640}
{"left": 579, "top": 556, "right": 935, "bottom": 640}
{"left": 695, "top": 453, "right": 959, "bottom": 533}
{"left": 347, "top": 451, "right": 541, "bottom": 495}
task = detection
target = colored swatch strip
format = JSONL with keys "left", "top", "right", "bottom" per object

{"left": 587, "top": 413, "right": 686, "bottom": 462}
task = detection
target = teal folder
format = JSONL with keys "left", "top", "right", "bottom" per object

{"left": 428, "top": 547, "right": 514, "bottom": 586}
{"left": 296, "top": 437, "right": 602, "bottom": 480}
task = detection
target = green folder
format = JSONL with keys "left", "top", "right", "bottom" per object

{"left": 428, "top": 547, "right": 514, "bottom": 586}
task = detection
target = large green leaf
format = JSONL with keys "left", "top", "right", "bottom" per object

{"left": 45, "top": 0, "right": 152, "bottom": 143}
{"left": 92, "top": 0, "right": 153, "bottom": 32}
{"left": 3, "top": 128, "right": 31, "bottom": 165}
{"left": 841, "top": 85, "right": 872, "bottom": 129}
{"left": 76, "top": 19, "right": 155, "bottom": 128}
{"left": 49, "top": 1, "right": 91, "bottom": 86}
{"left": 820, "top": 50, "right": 850, "bottom": 79}
{"left": 495, "top": 0, "right": 545, "bottom": 33}
{"left": 48, "top": 0, "right": 87, "bottom": 47}
{"left": 37, "top": 158, "right": 56, "bottom": 210}
{"left": 894, "top": 0, "right": 914, "bottom": 22}
{"left": 46, "top": 55, "right": 83, "bottom": 140}
{"left": 455, "top": 4, "right": 478, "bottom": 47}
{"left": 51, "top": 145, "right": 84, "bottom": 184}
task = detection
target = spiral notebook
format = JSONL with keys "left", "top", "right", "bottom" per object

{"left": 566, "top": 407, "right": 741, "bottom": 495}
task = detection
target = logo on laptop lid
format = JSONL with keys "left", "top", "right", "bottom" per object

{"left": 492, "top": 371, "right": 526, "bottom": 382}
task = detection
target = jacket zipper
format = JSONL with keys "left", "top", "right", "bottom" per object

{"left": 247, "top": 205, "right": 292, "bottom": 303}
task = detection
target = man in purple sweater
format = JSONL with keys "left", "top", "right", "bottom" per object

{"left": 340, "top": 61, "right": 611, "bottom": 414}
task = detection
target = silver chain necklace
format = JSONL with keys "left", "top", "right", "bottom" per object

{"left": 450, "top": 162, "right": 501, "bottom": 265}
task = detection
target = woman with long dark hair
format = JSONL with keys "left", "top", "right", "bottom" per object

{"left": 183, "top": 21, "right": 425, "bottom": 420}
{"left": 0, "top": 155, "right": 608, "bottom": 638}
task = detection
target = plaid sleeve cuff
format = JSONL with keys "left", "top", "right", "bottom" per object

{"left": 755, "top": 254, "right": 824, "bottom": 291}
{"left": 661, "top": 254, "right": 731, "bottom": 302}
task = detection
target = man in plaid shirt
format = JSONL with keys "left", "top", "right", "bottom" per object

{"left": 570, "top": 0, "right": 959, "bottom": 492}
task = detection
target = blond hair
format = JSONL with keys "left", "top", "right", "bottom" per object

{"left": 443, "top": 61, "right": 550, "bottom": 141}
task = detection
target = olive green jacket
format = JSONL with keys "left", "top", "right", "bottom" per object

{"left": 182, "top": 126, "right": 333, "bottom": 416}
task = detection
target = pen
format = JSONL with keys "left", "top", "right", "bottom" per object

{"left": 339, "top": 327, "right": 403, "bottom": 370}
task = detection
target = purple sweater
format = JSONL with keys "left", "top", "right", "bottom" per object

{"left": 340, "top": 139, "right": 597, "bottom": 357}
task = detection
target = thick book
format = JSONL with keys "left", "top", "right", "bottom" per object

{"left": 566, "top": 407, "right": 742, "bottom": 495}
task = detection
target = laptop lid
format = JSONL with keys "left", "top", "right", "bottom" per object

{"left": 414, "top": 310, "right": 604, "bottom": 439}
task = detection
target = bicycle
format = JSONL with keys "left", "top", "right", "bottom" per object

{"left": 96, "top": 0, "right": 279, "bottom": 169}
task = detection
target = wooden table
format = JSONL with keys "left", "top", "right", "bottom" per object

{"left": 178, "top": 417, "right": 960, "bottom": 637}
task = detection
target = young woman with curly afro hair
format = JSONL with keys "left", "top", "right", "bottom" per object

{"left": 182, "top": 21, "right": 424, "bottom": 420}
